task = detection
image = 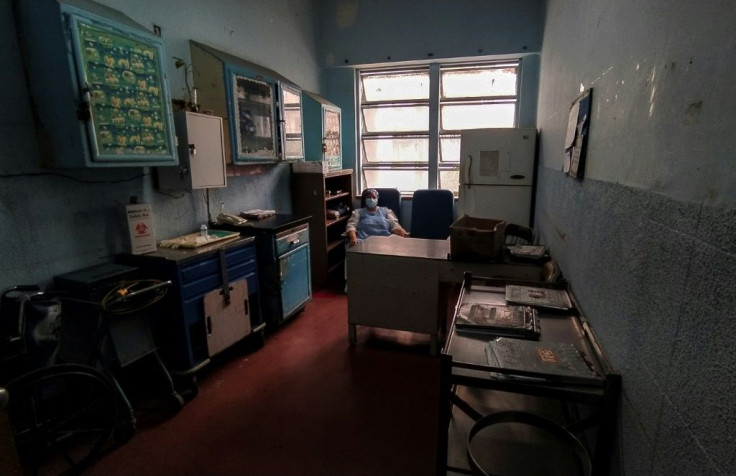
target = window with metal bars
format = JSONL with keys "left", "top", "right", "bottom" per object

{"left": 358, "top": 61, "right": 519, "bottom": 195}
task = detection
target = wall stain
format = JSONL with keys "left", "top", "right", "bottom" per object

{"left": 684, "top": 100, "right": 703, "bottom": 125}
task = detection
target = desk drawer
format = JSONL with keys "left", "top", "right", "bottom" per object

{"left": 275, "top": 224, "right": 309, "bottom": 256}
{"left": 180, "top": 258, "right": 257, "bottom": 300}
{"left": 179, "top": 244, "right": 255, "bottom": 284}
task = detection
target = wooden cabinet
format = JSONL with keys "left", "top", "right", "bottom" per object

{"left": 292, "top": 169, "right": 354, "bottom": 289}
{"left": 157, "top": 111, "right": 227, "bottom": 191}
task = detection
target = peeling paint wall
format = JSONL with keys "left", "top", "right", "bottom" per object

{"left": 537, "top": 1, "right": 736, "bottom": 474}
{"left": 0, "top": 0, "right": 320, "bottom": 290}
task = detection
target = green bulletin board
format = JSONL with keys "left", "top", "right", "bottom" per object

{"left": 76, "top": 20, "right": 172, "bottom": 158}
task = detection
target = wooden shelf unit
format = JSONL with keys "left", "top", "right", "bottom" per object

{"left": 292, "top": 168, "right": 354, "bottom": 289}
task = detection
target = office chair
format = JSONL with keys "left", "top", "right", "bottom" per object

{"left": 360, "top": 188, "right": 402, "bottom": 223}
{"left": 410, "top": 189, "right": 455, "bottom": 239}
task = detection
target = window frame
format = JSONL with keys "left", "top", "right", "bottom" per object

{"left": 357, "top": 60, "right": 521, "bottom": 195}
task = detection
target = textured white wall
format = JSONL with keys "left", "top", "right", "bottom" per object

{"left": 536, "top": 1, "right": 736, "bottom": 474}
{"left": 538, "top": 1, "right": 736, "bottom": 208}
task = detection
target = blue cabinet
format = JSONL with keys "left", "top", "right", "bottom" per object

{"left": 189, "top": 41, "right": 304, "bottom": 164}
{"left": 232, "top": 216, "right": 312, "bottom": 328}
{"left": 118, "top": 237, "right": 262, "bottom": 374}
{"left": 303, "top": 91, "right": 342, "bottom": 170}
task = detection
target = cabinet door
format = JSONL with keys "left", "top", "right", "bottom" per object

{"left": 203, "top": 279, "right": 250, "bottom": 356}
{"left": 280, "top": 83, "right": 304, "bottom": 160}
{"left": 323, "top": 106, "right": 342, "bottom": 170}
{"left": 279, "top": 244, "right": 311, "bottom": 318}
{"left": 185, "top": 113, "right": 227, "bottom": 189}
{"left": 230, "top": 72, "right": 278, "bottom": 162}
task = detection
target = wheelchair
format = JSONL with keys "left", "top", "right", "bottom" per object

{"left": 0, "top": 279, "right": 180, "bottom": 475}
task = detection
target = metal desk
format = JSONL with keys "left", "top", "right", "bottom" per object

{"left": 438, "top": 274, "right": 620, "bottom": 475}
{"left": 346, "top": 236, "right": 546, "bottom": 355}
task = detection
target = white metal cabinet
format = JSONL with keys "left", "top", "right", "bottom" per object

{"left": 157, "top": 111, "right": 227, "bottom": 191}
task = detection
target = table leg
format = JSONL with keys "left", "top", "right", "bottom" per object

{"left": 348, "top": 323, "right": 356, "bottom": 345}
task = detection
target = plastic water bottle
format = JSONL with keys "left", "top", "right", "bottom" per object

{"left": 200, "top": 224, "right": 208, "bottom": 237}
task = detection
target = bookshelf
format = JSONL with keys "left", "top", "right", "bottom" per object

{"left": 292, "top": 168, "right": 354, "bottom": 289}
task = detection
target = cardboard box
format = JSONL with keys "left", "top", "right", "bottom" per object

{"left": 450, "top": 216, "right": 507, "bottom": 262}
{"left": 126, "top": 203, "right": 156, "bottom": 254}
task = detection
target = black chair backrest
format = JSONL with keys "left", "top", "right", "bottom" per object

{"left": 360, "top": 188, "right": 402, "bottom": 223}
{"left": 410, "top": 189, "right": 455, "bottom": 239}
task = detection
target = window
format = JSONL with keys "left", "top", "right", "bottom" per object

{"left": 358, "top": 62, "right": 519, "bottom": 195}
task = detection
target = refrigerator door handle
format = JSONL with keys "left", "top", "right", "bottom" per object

{"left": 464, "top": 154, "right": 473, "bottom": 185}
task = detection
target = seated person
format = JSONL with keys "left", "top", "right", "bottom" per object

{"left": 345, "top": 189, "right": 409, "bottom": 247}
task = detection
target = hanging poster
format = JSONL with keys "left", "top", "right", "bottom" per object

{"left": 563, "top": 88, "right": 592, "bottom": 179}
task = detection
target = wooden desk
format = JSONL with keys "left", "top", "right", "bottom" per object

{"left": 346, "top": 236, "right": 546, "bottom": 355}
{"left": 438, "top": 275, "right": 620, "bottom": 475}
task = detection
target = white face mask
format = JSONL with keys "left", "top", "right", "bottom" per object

{"left": 365, "top": 198, "right": 378, "bottom": 208}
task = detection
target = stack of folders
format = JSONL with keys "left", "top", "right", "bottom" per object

{"left": 485, "top": 337, "right": 603, "bottom": 386}
{"left": 455, "top": 303, "right": 540, "bottom": 339}
{"left": 505, "top": 285, "right": 573, "bottom": 311}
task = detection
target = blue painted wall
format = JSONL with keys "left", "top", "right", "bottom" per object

{"left": 537, "top": 1, "right": 736, "bottom": 474}
{"left": 0, "top": 0, "right": 320, "bottom": 289}
{"left": 316, "top": 0, "right": 546, "bottom": 169}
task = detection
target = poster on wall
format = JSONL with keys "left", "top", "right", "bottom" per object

{"left": 563, "top": 88, "right": 592, "bottom": 179}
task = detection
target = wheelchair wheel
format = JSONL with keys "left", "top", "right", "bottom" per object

{"left": 5, "top": 363, "right": 118, "bottom": 475}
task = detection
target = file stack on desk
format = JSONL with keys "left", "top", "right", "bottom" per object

{"left": 505, "top": 285, "right": 573, "bottom": 311}
{"left": 455, "top": 303, "right": 540, "bottom": 339}
{"left": 485, "top": 337, "right": 603, "bottom": 386}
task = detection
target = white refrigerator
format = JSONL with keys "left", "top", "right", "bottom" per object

{"left": 458, "top": 128, "right": 537, "bottom": 226}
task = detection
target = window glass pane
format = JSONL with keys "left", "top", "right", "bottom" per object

{"left": 283, "top": 109, "right": 301, "bottom": 134}
{"left": 362, "top": 71, "right": 430, "bottom": 101}
{"left": 439, "top": 169, "right": 460, "bottom": 196}
{"left": 439, "top": 136, "right": 460, "bottom": 163}
{"left": 363, "top": 137, "right": 428, "bottom": 163}
{"left": 441, "top": 67, "right": 517, "bottom": 98}
{"left": 285, "top": 138, "right": 303, "bottom": 157}
{"left": 364, "top": 169, "right": 428, "bottom": 193}
{"left": 363, "top": 105, "right": 429, "bottom": 133}
{"left": 282, "top": 88, "right": 300, "bottom": 105}
{"left": 441, "top": 103, "right": 516, "bottom": 130}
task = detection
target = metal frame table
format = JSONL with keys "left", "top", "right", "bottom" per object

{"left": 438, "top": 274, "right": 620, "bottom": 475}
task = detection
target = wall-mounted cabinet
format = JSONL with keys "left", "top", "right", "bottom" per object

{"left": 303, "top": 91, "right": 342, "bottom": 171}
{"left": 189, "top": 41, "right": 304, "bottom": 165}
{"left": 15, "top": 0, "right": 178, "bottom": 168}
{"left": 157, "top": 111, "right": 227, "bottom": 191}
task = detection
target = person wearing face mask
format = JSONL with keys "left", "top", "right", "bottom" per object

{"left": 344, "top": 189, "right": 409, "bottom": 247}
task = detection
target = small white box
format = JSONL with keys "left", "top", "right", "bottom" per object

{"left": 291, "top": 161, "right": 330, "bottom": 174}
{"left": 126, "top": 203, "right": 157, "bottom": 254}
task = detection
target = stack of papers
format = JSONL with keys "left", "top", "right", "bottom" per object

{"left": 505, "top": 285, "right": 573, "bottom": 311}
{"left": 159, "top": 230, "right": 239, "bottom": 249}
{"left": 508, "top": 244, "right": 546, "bottom": 259}
{"left": 240, "top": 209, "right": 276, "bottom": 220}
{"left": 485, "top": 338, "right": 602, "bottom": 386}
{"left": 455, "top": 303, "right": 540, "bottom": 339}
